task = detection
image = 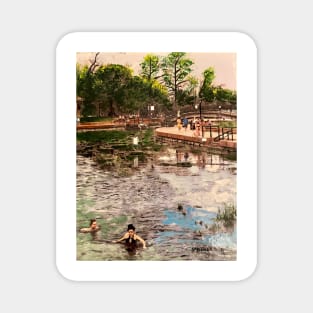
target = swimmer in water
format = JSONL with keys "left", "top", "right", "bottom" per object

{"left": 79, "top": 218, "right": 102, "bottom": 240}
{"left": 79, "top": 218, "right": 100, "bottom": 233}
{"left": 112, "top": 224, "right": 146, "bottom": 249}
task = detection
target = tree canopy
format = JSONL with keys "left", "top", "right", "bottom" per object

{"left": 161, "top": 52, "right": 195, "bottom": 108}
{"left": 76, "top": 52, "right": 236, "bottom": 117}
{"left": 140, "top": 54, "right": 162, "bottom": 81}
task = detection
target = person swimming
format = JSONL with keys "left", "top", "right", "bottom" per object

{"left": 79, "top": 218, "right": 100, "bottom": 233}
{"left": 112, "top": 224, "right": 146, "bottom": 250}
{"left": 79, "top": 218, "right": 101, "bottom": 240}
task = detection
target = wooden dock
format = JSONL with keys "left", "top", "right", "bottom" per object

{"left": 155, "top": 127, "right": 236, "bottom": 151}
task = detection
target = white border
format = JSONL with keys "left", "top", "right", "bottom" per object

{"left": 56, "top": 32, "right": 257, "bottom": 281}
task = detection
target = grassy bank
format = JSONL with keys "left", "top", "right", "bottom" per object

{"left": 77, "top": 129, "right": 130, "bottom": 143}
{"left": 217, "top": 120, "right": 237, "bottom": 128}
{"left": 79, "top": 116, "right": 114, "bottom": 123}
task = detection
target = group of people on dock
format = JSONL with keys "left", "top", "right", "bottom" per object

{"left": 177, "top": 116, "right": 211, "bottom": 137}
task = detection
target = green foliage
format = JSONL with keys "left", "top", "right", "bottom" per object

{"left": 94, "top": 64, "right": 133, "bottom": 116}
{"left": 77, "top": 64, "right": 99, "bottom": 116}
{"left": 161, "top": 52, "right": 195, "bottom": 107}
{"left": 142, "top": 128, "right": 153, "bottom": 143}
{"left": 215, "top": 203, "right": 237, "bottom": 228}
{"left": 77, "top": 53, "right": 236, "bottom": 117}
{"left": 79, "top": 116, "right": 114, "bottom": 123}
{"left": 124, "top": 76, "right": 169, "bottom": 115}
{"left": 77, "top": 60, "right": 170, "bottom": 117}
{"left": 148, "top": 80, "right": 171, "bottom": 110}
{"left": 215, "top": 87, "right": 236, "bottom": 103}
{"left": 203, "top": 67, "right": 216, "bottom": 85}
{"left": 218, "top": 120, "right": 237, "bottom": 128}
{"left": 199, "top": 67, "right": 237, "bottom": 104}
{"left": 77, "top": 130, "right": 130, "bottom": 143}
{"left": 162, "top": 52, "right": 194, "bottom": 82}
{"left": 140, "top": 54, "right": 162, "bottom": 81}
{"left": 224, "top": 153, "right": 237, "bottom": 161}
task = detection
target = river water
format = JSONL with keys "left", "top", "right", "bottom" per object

{"left": 77, "top": 147, "right": 237, "bottom": 261}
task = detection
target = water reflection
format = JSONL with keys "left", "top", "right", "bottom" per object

{"left": 77, "top": 148, "right": 236, "bottom": 260}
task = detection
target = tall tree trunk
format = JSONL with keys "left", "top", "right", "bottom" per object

{"left": 108, "top": 98, "right": 115, "bottom": 117}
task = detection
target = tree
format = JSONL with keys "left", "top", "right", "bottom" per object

{"left": 144, "top": 79, "right": 170, "bottom": 114}
{"left": 140, "top": 54, "right": 171, "bottom": 115}
{"left": 199, "top": 67, "right": 216, "bottom": 102}
{"left": 94, "top": 64, "right": 133, "bottom": 116}
{"left": 203, "top": 67, "right": 216, "bottom": 86}
{"left": 161, "top": 52, "right": 194, "bottom": 109}
{"left": 76, "top": 53, "right": 101, "bottom": 117}
{"left": 76, "top": 64, "right": 98, "bottom": 116}
{"left": 215, "top": 86, "right": 236, "bottom": 102}
{"left": 140, "top": 54, "right": 162, "bottom": 81}
{"left": 123, "top": 76, "right": 169, "bottom": 117}
{"left": 199, "top": 67, "right": 237, "bottom": 107}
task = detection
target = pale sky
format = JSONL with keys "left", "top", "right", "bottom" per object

{"left": 77, "top": 52, "right": 236, "bottom": 91}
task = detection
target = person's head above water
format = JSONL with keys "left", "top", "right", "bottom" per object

{"left": 79, "top": 218, "right": 99, "bottom": 233}
{"left": 127, "top": 224, "right": 135, "bottom": 231}
{"left": 89, "top": 219, "right": 98, "bottom": 230}
{"left": 127, "top": 224, "right": 136, "bottom": 238}
{"left": 113, "top": 223, "right": 146, "bottom": 248}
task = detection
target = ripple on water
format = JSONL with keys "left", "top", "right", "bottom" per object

{"left": 76, "top": 149, "right": 236, "bottom": 260}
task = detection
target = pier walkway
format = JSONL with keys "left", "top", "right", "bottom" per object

{"left": 155, "top": 126, "right": 237, "bottom": 150}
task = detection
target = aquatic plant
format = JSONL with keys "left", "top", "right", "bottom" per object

{"left": 217, "top": 120, "right": 237, "bottom": 128}
{"left": 77, "top": 129, "right": 131, "bottom": 143}
{"left": 215, "top": 203, "right": 237, "bottom": 228}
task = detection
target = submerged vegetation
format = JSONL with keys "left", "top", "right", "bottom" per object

{"left": 77, "top": 129, "right": 161, "bottom": 151}
{"left": 77, "top": 129, "right": 163, "bottom": 175}
{"left": 77, "top": 129, "right": 130, "bottom": 143}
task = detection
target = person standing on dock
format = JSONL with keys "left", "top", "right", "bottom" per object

{"left": 183, "top": 116, "right": 188, "bottom": 131}
{"left": 192, "top": 116, "right": 196, "bottom": 130}
{"left": 194, "top": 118, "right": 201, "bottom": 136}
{"left": 177, "top": 117, "right": 182, "bottom": 131}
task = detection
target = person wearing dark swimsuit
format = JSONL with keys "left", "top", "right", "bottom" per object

{"left": 113, "top": 224, "right": 146, "bottom": 249}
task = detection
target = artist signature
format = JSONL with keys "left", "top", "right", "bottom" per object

{"left": 192, "top": 247, "right": 211, "bottom": 253}
{"left": 192, "top": 246, "right": 226, "bottom": 254}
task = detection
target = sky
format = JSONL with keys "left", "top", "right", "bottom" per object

{"left": 77, "top": 52, "right": 236, "bottom": 91}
